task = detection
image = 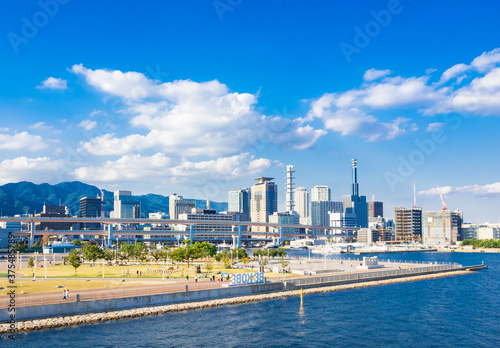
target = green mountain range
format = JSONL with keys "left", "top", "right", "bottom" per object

{"left": 0, "top": 181, "right": 227, "bottom": 218}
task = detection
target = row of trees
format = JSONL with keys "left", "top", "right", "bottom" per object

{"left": 252, "top": 248, "right": 286, "bottom": 259}
{"left": 461, "top": 238, "right": 500, "bottom": 248}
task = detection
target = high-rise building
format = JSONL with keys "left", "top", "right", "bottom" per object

{"left": 110, "top": 191, "right": 141, "bottom": 219}
{"left": 285, "top": 165, "right": 295, "bottom": 213}
{"left": 228, "top": 188, "right": 251, "bottom": 221}
{"left": 250, "top": 177, "right": 278, "bottom": 234}
{"left": 423, "top": 210, "right": 462, "bottom": 245}
{"left": 311, "top": 185, "right": 331, "bottom": 202}
{"left": 294, "top": 187, "right": 309, "bottom": 218}
{"left": 394, "top": 207, "right": 422, "bottom": 242}
{"left": 368, "top": 200, "right": 383, "bottom": 218}
{"left": 343, "top": 159, "right": 368, "bottom": 228}
{"left": 169, "top": 194, "right": 195, "bottom": 220}
{"left": 80, "top": 197, "right": 105, "bottom": 230}
{"left": 311, "top": 201, "right": 343, "bottom": 226}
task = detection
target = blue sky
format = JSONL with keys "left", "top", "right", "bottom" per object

{"left": 1, "top": 0, "right": 500, "bottom": 222}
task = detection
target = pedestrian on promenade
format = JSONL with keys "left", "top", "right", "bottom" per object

{"left": 67, "top": 290, "right": 69, "bottom": 300}
{"left": 186, "top": 275, "right": 189, "bottom": 281}
{"left": 195, "top": 275, "right": 198, "bottom": 283}
{"left": 63, "top": 289, "right": 67, "bottom": 300}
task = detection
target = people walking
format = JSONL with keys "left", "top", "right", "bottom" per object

{"left": 63, "top": 289, "right": 67, "bottom": 300}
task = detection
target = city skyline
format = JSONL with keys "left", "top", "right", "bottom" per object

{"left": 1, "top": 1, "right": 500, "bottom": 222}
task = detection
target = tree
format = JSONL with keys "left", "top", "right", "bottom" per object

{"left": 83, "top": 245, "right": 104, "bottom": 265}
{"left": 241, "top": 256, "right": 251, "bottom": 266}
{"left": 133, "top": 243, "right": 148, "bottom": 262}
{"left": 72, "top": 240, "right": 82, "bottom": 247}
{"left": 11, "top": 242, "right": 27, "bottom": 253}
{"left": 151, "top": 250, "right": 164, "bottom": 262}
{"left": 69, "top": 250, "right": 81, "bottom": 275}
{"left": 28, "top": 257, "right": 35, "bottom": 269}
{"left": 171, "top": 244, "right": 200, "bottom": 268}
{"left": 103, "top": 250, "right": 114, "bottom": 262}
{"left": 279, "top": 254, "right": 289, "bottom": 271}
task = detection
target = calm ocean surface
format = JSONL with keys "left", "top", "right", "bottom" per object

{"left": 3, "top": 252, "right": 499, "bottom": 347}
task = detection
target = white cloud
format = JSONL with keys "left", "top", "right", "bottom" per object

{"left": 470, "top": 48, "right": 500, "bottom": 72}
{"left": 363, "top": 68, "right": 391, "bottom": 82}
{"left": 419, "top": 182, "right": 500, "bottom": 197}
{"left": 71, "top": 152, "right": 276, "bottom": 185}
{"left": 37, "top": 77, "right": 68, "bottom": 90}
{"left": 71, "top": 64, "right": 325, "bottom": 157}
{"left": 426, "top": 122, "right": 444, "bottom": 132}
{"left": 437, "top": 63, "right": 469, "bottom": 84}
{"left": 0, "top": 157, "right": 67, "bottom": 185}
{"left": 0, "top": 131, "right": 48, "bottom": 151}
{"left": 78, "top": 119, "right": 98, "bottom": 131}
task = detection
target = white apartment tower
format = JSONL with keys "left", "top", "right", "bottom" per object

{"left": 311, "top": 185, "right": 331, "bottom": 202}
{"left": 285, "top": 165, "right": 295, "bottom": 213}
{"left": 294, "top": 187, "right": 309, "bottom": 218}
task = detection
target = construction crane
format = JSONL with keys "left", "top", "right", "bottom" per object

{"left": 436, "top": 184, "right": 447, "bottom": 211}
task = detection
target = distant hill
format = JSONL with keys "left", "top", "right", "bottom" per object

{"left": 0, "top": 181, "right": 228, "bottom": 217}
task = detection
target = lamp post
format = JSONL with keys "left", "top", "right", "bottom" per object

{"left": 33, "top": 252, "right": 38, "bottom": 280}
{"left": 103, "top": 259, "right": 105, "bottom": 279}
{"left": 162, "top": 260, "right": 165, "bottom": 281}
{"left": 44, "top": 256, "right": 47, "bottom": 279}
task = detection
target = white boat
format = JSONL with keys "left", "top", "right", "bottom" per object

{"left": 310, "top": 245, "right": 345, "bottom": 254}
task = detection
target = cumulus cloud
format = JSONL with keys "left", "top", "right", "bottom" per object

{"left": 71, "top": 64, "right": 326, "bottom": 157}
{"left": 419, "top": 182, "right": 500, "bottom": 197}
{"left": 0, "top": 131, "right": 48, "bottom": 151}
{"left": 0, "top": 157, "right": 67, "bottom": 185}
{"left": 363, "top": 68, "right": 391, "bottom": 82}
{"left": 437, "top": 63, "right": 469, "bottom": 85}
{"left": 37, "top": 77, "right": 68, "bottom": 90}
{"left": 71, "top": 152, "right": 277, "bottom": 185}
{"left": 78, "top": 119, "right": 98, "bottom": 131}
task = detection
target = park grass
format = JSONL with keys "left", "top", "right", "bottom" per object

{"left": 0, "top": 273, "right": 7, "bottom": 278}
{"left": 14, "top": 262, "right": 262, "bottom": 279}
{"left": 0, "top": 279, "right": 143, "bottom": 296}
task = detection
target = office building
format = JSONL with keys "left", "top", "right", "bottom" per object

{"left": 34, "top": 205, "right": 72, "bottom": 230}
{"left": 311, "top": 185, "right": 331, "bottom": 202}
{"left": 178, "top": 208, "right": 235, "bottom": 239}
{"left": 368, "top": 200, "right": 383, "bottom": 218}
{"left": 477, "top": 226, "right": 500, "bottom": 240}
{"left": 250, "top": 177, "right": 278, "bottom": 234}
{"left": 79, "top": 197, "right": 105, "bottom": 230}
{"left": 423, "top": 210, "right": 462, "bottom": 245}
{"left": 343, "top": 159, "right": 368, "bottom": 228}
{"left": 311, "top": 201, "right": 343, "bottom": 226}
{"left": 228, "top": 188, "right": 251, "bottom": 221}
{"left": 294, "top": 187, "right": 309, "bottom": 218}
{"left": 110, "top": 190, "right": 141, "bottom": 219}
{"left": 268, "top": 212, "right": 300, "bottom": 240}
{"left": 169, "top": 194, "right": 195, "bottom": 220}
{"left": 394, "top": 207, "right": 422, "bottom": 242}
{"left": 369, "top": 216, "right": 394, "bottom": 242}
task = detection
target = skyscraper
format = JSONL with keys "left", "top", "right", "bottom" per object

{"left": 80, "top": 197, "right": 105, "bottom": 230}
{"left": 368, "top": 200, "right": 384, "bottom": 218}
{"left": 294, "top": 187, "right": 309, "bottom": 218}
{"left": 228, "top": 188, "right": 251, "bottom": 221}
{"left": 110, "top": 191, "right": 141, "bottom": 219}
{"left": 343, "top": 159, "right": 368, "bottom": 228}
{"left": 169, "top": 194, "right": 195, "bottom": 220}
{"left": 250, "top": 177, "right": 278, "bottom": 234}
{"left": 311, "top": 201, "right": 343, "bottom": 226}
{"left": 285, "top": 165, "right": 295, "bottom": 213}
{"left": 311, "top": 185, "right": 331, "bottom": 202}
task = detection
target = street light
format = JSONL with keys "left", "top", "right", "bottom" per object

{"left": 33, "top": 252, "right": 38, "bottom": 280}
{"left": 44, "top": 256, "right": 47, "bottom": 279}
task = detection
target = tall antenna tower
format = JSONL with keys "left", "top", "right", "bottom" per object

{"left": 285, "top": 165, "right": 295, "bottom": 213}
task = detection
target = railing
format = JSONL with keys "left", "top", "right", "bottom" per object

{"left": 285, "top": 264, "right": 461, "bottom": 287}
{"left": 0, "top": 281, "right": 224, "bottom": 310}
{"left": 291, "top": 254, "right": 462, "bottom": 266}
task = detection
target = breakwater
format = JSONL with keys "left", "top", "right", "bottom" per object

{"left": 0, "top": 270, "right": 472, "bottom": 334}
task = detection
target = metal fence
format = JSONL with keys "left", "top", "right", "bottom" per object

{"left": 286, "top": 264, "right": 461, "bottom": 287}
{"left": 0, "top": 281, "right": 224, "bottom": 309}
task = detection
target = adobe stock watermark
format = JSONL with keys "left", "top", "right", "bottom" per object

{"left": 339, "top": 0, "right": 409, "bottom": 64}
{"left": 7, "top": 0, "right": 71, "bottom": 54}
{"left": 384, "top": 112, "right": 471, "bottom": 192}
{"left": 213, "top": 0, "right": 243, "bottom": 21}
